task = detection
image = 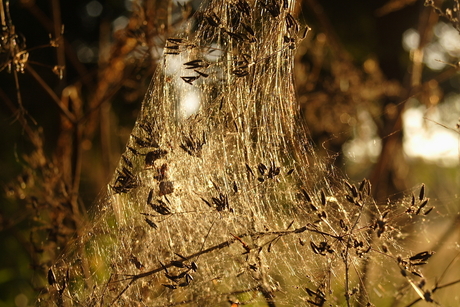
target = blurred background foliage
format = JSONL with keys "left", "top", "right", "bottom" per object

{"left": 0, "top": 0, "right": 459, "bottom": 306}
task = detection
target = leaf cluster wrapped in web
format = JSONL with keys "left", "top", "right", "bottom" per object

{"left": 41, "top": 1, "right": 436, "bottom": 306}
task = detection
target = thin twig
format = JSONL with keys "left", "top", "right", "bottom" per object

{"left": 26, "top": 65, "right": 76, "bottom": 123}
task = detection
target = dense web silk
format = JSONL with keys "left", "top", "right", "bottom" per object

{"left": 41, "top": 1, "right": 418, "bottom": 306}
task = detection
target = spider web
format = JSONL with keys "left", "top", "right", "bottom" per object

{"left": 39, "top": 1, "right": 437, "bottom": 306}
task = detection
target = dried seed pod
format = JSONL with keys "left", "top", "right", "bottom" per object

{"left": 165, "top": 45, "right": 179, "bottom": 50}
{"left": 126, "top": 146, "right": 140, "bottom": 156}
{"left": 233, "top": 181, "right": 238, "bottom": 193}
{"left": 225, "top": 31, "right": 244, "bottom": 42}
{"left": 232, "top": 69, "right": 249, "bottom": 77}
{"left": 149, "top": 199, "right": 171, "bottom": 215}
{"left": 345, "top": 181, "right": 358, "bottom": 198}
{"left": 171, "top": 260, "right": 185, "bottom": 268}
{"left": 235, "top": 0, "right": 251, "bottom": 16}
{"left": 185, "top": 273, "right": 193, "bottom": 283}
{"left": 302, "top": 26, "right": 311, "bottom": 39}
{"left": 242, "top": 23, "right": 255, "bottom": 36}
{"left": 359, "top": 179, "right": 367, "bottom": 192}
{"left": 194, "top": 70, "right": 209, "bottom": 78}
{"left": 159, "top": 181, "right": 174, "bottom": 196}
{"left": 181, "top": 76, "right": 200, "bottom": 85}
{"left": 180, "top": 133, "right": 207, "bottom": 156}
{"left": 419, "top": 184, "right": 425, "bottom": 201}
{"left": 345, "top": 195, "right": 354, "bottom": 203}
{"left": 366, "top": 180, "right": 372, "bottom": 196}
{"left": 382, "top": 245, "right": 388, "bottom": 253}
{"left": 285, "top": 13, "right": 299, "bottom": 32}
{"left": 205, "top": 12, "right": 221, "bottom": 27}
{"left": 190, "top": 262, "right": 198, "bottom": 272}
{"left": 201, "top": 198, "right": 212, "bottom": 208}
{"left": 310, "top": 241, "right": 319, "bottom": 254}
{"left": 48, "top": 268, "right": 56, "bottom": 286}
{"left": 145, "top": 218, "right": 157, "bottom": 229}
{"left": 267, "top": 162, "right": 280, "bottom": 178}
{"left": 409, "top": 251, "right": 434, "bottom": 263}
{"left": 258, "top": 163, "right": 267, "bottom": 175}
{"left": 145, "top": 149, "right": 168, "bottom": 169}
{"left": 245, "top": 163, "right": 254, "bottom": 178}
{"left": 320, "top": 190, "right": 326, "bottom": 206}
{"left": 147, "top": 190, "right": 154, "bottom": 204}
{"left": 167, "top": 38, "right": 184, "bottom": 44}
{"left": 415, "top": 198, "right": 429, "bottom": 215}
{"left": 211, "top": 193, "right": 229, "bottom": 211}
{"left": 424, "top": 207, "right": 434, "bottom": 215}
{"left": 121, "top": 154, "right": 133, "bottom": 168}
{"left": 301, "top": 189, "right": 312, "bottom": 202}
{"left": 184, "top": 59, "right": 208, "bottom": 69}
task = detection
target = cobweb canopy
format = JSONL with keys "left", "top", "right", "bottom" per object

{"left": 41, "top": 1, "right": 439, "bottom": 306}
